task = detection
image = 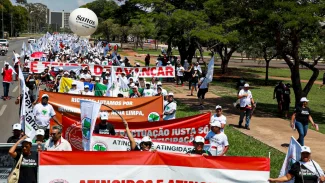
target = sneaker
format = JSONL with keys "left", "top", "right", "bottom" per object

{"left": 245, "top": 126, "right": 250, "bottom": 130}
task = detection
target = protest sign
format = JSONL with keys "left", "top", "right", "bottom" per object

{"left": 39, "top": 151, "right": 270, "bottom": 183}
{"left": 37, "top": 90, "right": 163, "bottom": 123}
{"left": 28, "top": 62, "right": 175, "bottom": 78}
{"left": 62, "top": 113, "right": 211, "bottom": 151}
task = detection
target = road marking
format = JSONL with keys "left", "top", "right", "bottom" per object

{"left": 0, "top": 105, "right": 7, "bottom": 116}
{"left": 12, "top": 86, "right": 18, "bottom": 93}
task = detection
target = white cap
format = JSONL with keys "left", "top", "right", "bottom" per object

{"left": 4, "top": 62, "right": 9, "bottom": 65}
{"left": 22, "top": 138, "right": 32, "bottom": 144}
{"left": 132, "top": 85, "right": 138, "bottom": 89}
{"left": 121, "top": 72, "right": 126, "bottom": 75}
{"left": 194, "top": 136, "right": 205, "bottom": 143}
{"left": 130, "top": 83, "right": 135, "bottom": 88}
{"left": 136, "top": 62, "right": 140, "bottom": 66}
{"left": 80, "top": 75, "right": 85, "bottom": 79}
{"left": 244, "top": 84, "right": 249, "bottom": 87}
{"left": 168, "top": 92, "right": 174, "bottom": 96}
{"left": 157, "top": 81, "right": 162, "bottom": 85}
{"left": 141, "top": 136, "right": 152, "bottom": 142}
{"left": 84, "top": 85, "right": 89, "bottom": 88}
{"left": 29, "top": 71, "right": 33, "bottom": 74}
{"left": 72, "top": 81, "right": 77, "bottom": 85}
{"left": 95, "top": 77, "right": 100, "bottom": 81}
{"left": 145, "top": 82, "right": 150, "bottom": 85}
{"left": 64, "top": 71, "right": 69, "bottom": 75}
{"left": 36, "top": 129, "right": 45, "bottom": 136}
{"left": 210, "top": 121, "right": 221, "bottom": 128}
{"left": 301, "top": 146, "right": 311, "bottom": 153}
{"left": 167, "top": 61, "right": 171, "bottom": 63}
{"left": 41, "top": 94, "right": 49, "bottom": 98}
{"left": 13, "top": 123, "right": 21, "bottom": 130}
{"left": 215, "top": 105, "right": 222, "bottom": 109}
{"left": 300, "top": 97, "right": 309, "bottom": 102}
{"left": 59, "top": 67, "right": 63, "bottom": 70}
{"left": 100, "top": 112, "right": 109, "bottom": 120}
{"left": 156, "top": 60, "right": 159, "bottom": 63}
{"left": 194, "top": 68, "right": 198, "bottom": 71}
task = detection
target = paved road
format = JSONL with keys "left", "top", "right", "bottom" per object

{"left": 0, "top": 38, "right": 29, "bottom": 143}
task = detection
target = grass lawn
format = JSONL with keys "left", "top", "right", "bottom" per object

{"left": 176, "top": 102, "right": 285, "bottom": 178}
{"left": 210, "top": 75, "right": 325, "bottom": 134}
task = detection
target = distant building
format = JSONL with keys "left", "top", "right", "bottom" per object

{"left": 48, "top": 10, "right": 70, "bottom": 31}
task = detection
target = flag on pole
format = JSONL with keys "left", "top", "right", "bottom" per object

{"left": 278, "top": 136, "right": 301, "bottom": 183}
{"left": 80, "top": 100, "right": 101, "bottom": 151}
{"left": 94, "top": 82, "right": 108, "bottom": 96}
{"left": 205, "top": 55, "right": 215, "bottom": 83}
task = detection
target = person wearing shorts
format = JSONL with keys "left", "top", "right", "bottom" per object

{"left": 197, "top": 72, "right": 209, "bottom": 107}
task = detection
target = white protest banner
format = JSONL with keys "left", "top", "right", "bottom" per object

{"left": 21, "top": 86, "right": 38, "bottom": 139}
{"left": 28, "top": 62, "right": 175, "bottom": 78}
{"left": 80, "top": 100, "right": 101, "bottom": 151}
{"left": 39, "top": 151, "right": 270, "bottom": 183}
{"left": 90, "top": 134, "right": 201, "bottom": 153}
{"left": 278, "top": 136, "right": 301, "bottom": 183}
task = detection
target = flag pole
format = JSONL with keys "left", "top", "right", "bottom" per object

{"left": 101, "top": 104, "right": 125, "bottom": 122}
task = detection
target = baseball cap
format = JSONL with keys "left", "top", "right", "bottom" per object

{"left": 301, "top": 146, "right": 311, "bottom": 153}
{"left": 210, "top": 121, "right": 221, "bottom": 128}
{"left": 59, "top": 67, "right": 63, "bottom": 70}
{"left": 36, "top": 129, "right": 45, "bottom": 136}
{"left": 215, "top": 105, "right": 222, "bottom": 110}
{"left": 22, "top": 138, "right": 32, "bottom": 144}
{"left": 41, "top": 94, "right": 49, "bottom": 98}
{"left": 13, "top": 123, "right": 21, "bottom": 130}
{"left": 145, "top": 82, "right": 150, "bottom": 85}
{"left": 141, "top": 136, "right": 152, "bottom": 142}
{"left": 132, "top": 85, "right": 138, "bottom": 89}
{"left": 244, "top": 84, "right": 250, "bottom": 87}
{"left": 136, "top": 62, "right": 140, "bottom": 66}
{"left": 157, "top": 81, "right": 162, "bottom": 86}
{"left": 4, "top": 62, "right": 9, "bottom": 65}
{"left": 100, "top": 112, "right": 109, "bottom": 120}
{"left": 84, "top": 85, "right": 89, "bottom": 89}
{"left": 194, "top": 136, "right": 205, "bottom": 143}
{"left": 300, "top": 97, "right": 309, "bottom": 102}
{"left": 80, "top": 75, "right": 85, "bottom": 79}
{"left": 168, "top": 92, "right": 174, "bottom": 96}
{"left": 72, "top": 81, "right": 77, "bottom": 85}
{"left": 130, "top": 83, "right": 135, "bottom": 88}
{"left": 95, "top": 77, "right": 100, "bottom": 81}
{"left": 64, "top": 71, "right": 69, "bottom": 75}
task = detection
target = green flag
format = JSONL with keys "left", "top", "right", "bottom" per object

{"left": 95, "top": 83, "right": 108, "bottom": 96}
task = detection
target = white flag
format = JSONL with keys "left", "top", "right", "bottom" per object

{"left": 80, "top": 100, "right": 101, "bottom": 151}
{"left": 278, "top": 136, "right": 301, "bottom": 182}
{"left": 205, "top": 56, "right": 215, "bottom": 83}
{"left": 20, "top": 86, "right": 38, "bottom": 140}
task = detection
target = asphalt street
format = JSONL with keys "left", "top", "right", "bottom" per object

{"left": 0, "top": 38, "right": 28, "bottom": 143}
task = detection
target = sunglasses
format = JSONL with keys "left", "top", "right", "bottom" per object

{"left": 142, "top": 142, "right": 151, "bottom": 146}
{"left": 195, "top": 143, "right": 204, "bottom": 146}
{"left": 50, "top": 133, "right": 58, "bottom": 136}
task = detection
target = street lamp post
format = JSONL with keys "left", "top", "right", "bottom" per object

{"left": 29, "top": 11, "right": 34, "bottom": 34}
{"left": 2, "top": 6, "right": 4, "bottom": 39}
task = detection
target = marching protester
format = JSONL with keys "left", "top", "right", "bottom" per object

{"left": 269, "top": 146, "right": 325, "bottom": 183}
{"left": 187, "top": 136, "right": 211, "bottom": 156}
{"left": 190, "top": 68, "right": 199, "bottom": 96}
{"left": 2, "top": 62, "right": 13, "bottom": 100}
{"left": 40, "top": 67, "right": 51, "bottom": 82}
{"left": 33, "top": 129, "right": 46, "bottom": 143}
{"left": 205, "top": 121, "right": 229, "bottom": 156}
{"left": 237, "top": 83, "right": 255, "bottom": 130}
{"left": 273, "top": 81, "right": 285, "bottom": 115}
{"left": 44, "top": 125, "right": 72, "bottom": 151}
{"left": 155, "top": 81, "right": 167, "bottom": 96}
{"left": 7, "top": 123, "right": 23, "bottom": 143}
{"left": 283, "top": 83, "right": 291, "bottom": 118}
{"left": 291, "top": 97, "right": 318, "bottom": 146}
{"left": 197, "top": 72, "right": 209, "bottom": 107}
{"left": 123, "top": 119, "right": 153, "bottom": 151}
{"left": 163, "top": 93, "right": 177, "bottom": 120}
{"left": 26, "top": 71, "right": 36, "bottom": 102}
{"left": 33, "top": 94, "right": 61, "bottom": 139}
{"left": 210, "top": 105, "right": 227, "bottom": 132}
{"left": 94, "top": 112, "right": 116, "bottom": 135}
{"left": 8, "top": 136, "right": 38, "bottom": 183}
{"left": 130, "top": 85, "right": 141, "bottom": 98}
{"left": 143, "top": 82, "right": 154, "bottom": 97}
{"left": 176, "top": 63, "right": 184, "bottom": 86}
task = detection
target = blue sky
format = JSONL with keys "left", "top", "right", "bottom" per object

{"left": 10, "top": 0, "right": 95, "bottom": 12}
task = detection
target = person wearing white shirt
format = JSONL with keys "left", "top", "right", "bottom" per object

{"left": 210, "top": 105, "right": 227, "bottom": 133}
{"left": 44, "top": 126, "right": 72, "bottom": 151}
{"left": 121, "top": 72, "right": 129, "bottom": 85}
{"left": 68, "top": 81, "right": 80, "bottom": 95}
{"left": 176, "top": 63, "right": 184, "bottom": 86}
{"left": 82, "top": 85, "right": 94, "bottom": 96}
{"left": 143, "top": 82, "right": 154, "bottom": 97}
{"left": 197, "top": 73, "right": 209, "bottom": 107}
{"left": 204, "top": 121, "right": 229, "bottom": 156}
{"left": 154, "top": 81, "right": 167, "bottom": 97}
{"left": 195, "top": 62, "right": 202, "bottom": 75}
{"left": 238, "top": 83, "right": 255, "bottom": 130}
{"left": 33, "top": 94, "right": 61, "bottom": 139}
{"left": 163, "top": 93, "right": 177, "bottom": 120}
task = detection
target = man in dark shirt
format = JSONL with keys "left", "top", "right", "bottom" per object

{"left": 40, "top": 67, "right": 51, "bottom": 82}
{"left": 94, "top": 112, "right": 116, "bottom": 135}
{"left": 187, "top": 136, "right": 211, "bottom": 156}
{"left": 273, "top": 81, "right": 285, "bottom": 115}
{"left": 7, "top": 123, "right": 22, "bottom": 143}
{"left": 283, "top": 83, "right": 291, "bottom": 118}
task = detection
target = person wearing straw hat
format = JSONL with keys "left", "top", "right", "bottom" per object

{"left": 269, "top": 146, "right": 325, "bottom": 182}
{"left": 291, "top": 97, "right": 318, "bottom": 146}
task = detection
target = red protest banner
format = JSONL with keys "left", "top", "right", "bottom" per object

{"left": 28, "top": 62, "right": 175, "bottom": 77}
{"left": 62, "top": 113, "right": 211, "bottom": 151}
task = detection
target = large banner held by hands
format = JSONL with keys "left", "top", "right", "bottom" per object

{"left": 80, "top": 100, "right": 101, "bottom": 151}
{"left": 28, "top": 62, "right": 175, "bottom": 78}
{"left": 39, "top": 151, "right": 270, "bottom": 183}
{"left": 38, "top": 90, "right": 163, "bottom": 123}
{"left": 62, "top": 113, "right": 211, "bottom": 151}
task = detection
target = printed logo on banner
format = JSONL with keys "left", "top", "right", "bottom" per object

{"left": 49, "top": 179, "right": 69, "bottom": 183}
{"left": 148, "top": 112, "right": 160, "bottom": 122}
{"left": 92, "top": 141, "right": 108, "bottom": 151}
{"left": 65, "top": 123, "right": 83, "bottom": 150}
{"left": 81, "top": 117, "right": 91, "bottom": 140}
